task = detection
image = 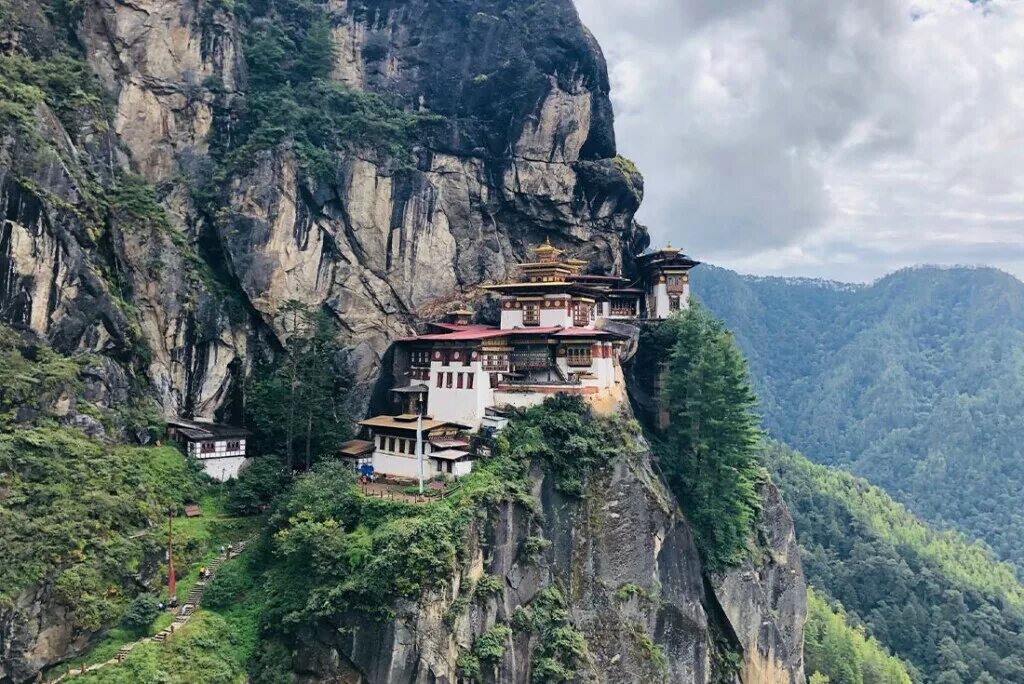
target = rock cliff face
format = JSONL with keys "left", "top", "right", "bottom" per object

{"left": 1, "top": 0, "right": 646, "bottom": 420}
{"left": 0, "top": 2, "right": 806, "bottom": 682}
{"left": 292, "top": 441, "right": 805, "bottom": 684}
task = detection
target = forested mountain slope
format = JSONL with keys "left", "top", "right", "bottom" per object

{"left": 693, "top": 265, "right": 1024, "bottom": 569}
{"left": 766, "top": 442, "right": 1024, "bottom": 684}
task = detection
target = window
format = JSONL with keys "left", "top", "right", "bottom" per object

{"left": 388, "top": 437, "right": 396, "bottom": 452}
{"left": 398, "top": 439, "right": 406, "bottom": 454}
{"left": 437, "top": 372, "right": 443, "bottom": 388}
{"left": 200, "top": 442, "right": 215, "bottom": 454}
{"left": 611, "top": 299, "right": 635, "bottom": 316}
{"left": 446, "top": 372, "right": 453, "bottom": 388}
{"left": 523, "top": 303, "right": 540, "bottom": 325}
{"left": 467, "top": 373, "right": 474, "bottom": 390}
{"left": 457, "top": 373, "right": 464, "bottom": 389}
{"left": 566, "top": 346, "right": 593, "bottom": 367}
{"left": 667, "top": 275, "right": 685, "bottom": 293}
{"left": 483, "top": 353, "right": 507, "bottom": 371}
{"left": 669, "top": 295, "right": 681, "bottom": 312}
{"left": 226, "top": 441, "right": 240, "bottom": 451}
{"left": 573, "top": 302, "right": 590, "bottom": 327}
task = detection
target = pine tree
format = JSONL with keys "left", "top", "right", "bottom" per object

{"left": 654, "top": 305, "right": 763, "bottom": 571}
{"left": 246, "top": 300, "right": 351, "bottom": 469}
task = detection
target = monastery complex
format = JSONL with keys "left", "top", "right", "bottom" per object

{"left": 341, "top": 241, "right": 700, "bottom": 482}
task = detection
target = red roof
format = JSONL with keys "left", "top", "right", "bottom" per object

{"left": 427, "top": 322, "right": 495, "bottom": 332}
{"left": 399, "top": 327, "right": 505, "bottom": 342}
{"left": 400, "top": 326, "right": 621, "bottom": 342}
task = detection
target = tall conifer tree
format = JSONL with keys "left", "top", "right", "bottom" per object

{"left": 656, "top": 305, "right": 763, "bottom": 570}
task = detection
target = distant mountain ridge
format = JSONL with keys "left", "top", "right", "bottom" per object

{"left": 693, "top": 263, "right": 1024, "bottom": 571}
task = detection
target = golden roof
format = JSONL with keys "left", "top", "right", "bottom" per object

{"left": 532, "top": 236, "right": 562, "bottom": 254}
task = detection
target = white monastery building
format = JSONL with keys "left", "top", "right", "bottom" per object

{"left": 348, "top": 241, "right": 699, "bottom": 480}
{"left": 167, "top": 418, "right": 252, "bottom": 481}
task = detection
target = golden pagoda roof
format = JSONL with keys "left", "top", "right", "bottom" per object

{"left": 532, "top": 236, "right": 563, "bottom": 255}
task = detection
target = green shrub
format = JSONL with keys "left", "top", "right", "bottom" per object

{"left": 475, "top": 574, "right": 504, "bottom": 597}
{"left": 497, "top": 394, "right": 642, "bottom": 496}
{"left": 474, "top": 623, "right": 512, "bottom": 663}
{"left": 627, "top": 623, "right": 668, "bottom": 675}
{"left": 121, "top": 593, "right": 160, "bottom": 633}
{"left": 522, "top": 535, "right": 551, "bottom": 563}
{"left": 203, "top": 557, "right": 256, "bottom": 611}
{"left": 226, "top": 456, "right": 289, "bottom": 516}
{"left": 511, "top": 587, "right": 588, "bottom": 683}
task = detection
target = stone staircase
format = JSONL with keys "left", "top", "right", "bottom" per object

{"left": 48, "top": 538, "right": 252, "bottom": 683}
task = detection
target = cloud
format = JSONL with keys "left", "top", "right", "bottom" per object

{"left": 574, "top": 0, "right": 1024, "bottom": 281}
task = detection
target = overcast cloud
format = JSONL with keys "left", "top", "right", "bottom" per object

{"left": 574, "top": 0, "right": 1024, "bottom": 282}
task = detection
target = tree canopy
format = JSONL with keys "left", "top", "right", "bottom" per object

{"left": 767, "top": 442, "right": 1024, "bottom": 683}
{"left": 642, "top": 306, "right": 763, "bottom": 571}
{"left": 245, "top": 301, "right": 352, "bottom": 470}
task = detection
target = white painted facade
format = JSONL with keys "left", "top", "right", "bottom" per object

{"left": 495, "top": 292, "right": 598, "bottom": 329}
{"left": 599, "top": 299, "right": 641, "bottom": 319}
{"left": 647, "top": 278, "right": 691, "bottom": 319}
{"left": 492, "top": 389, "right": 549, "bottom": 411}
{"left": 373, "top": 451, "right": 426, "bottom": 479}
{"left": 369, "top": 433, "right": 473, "bottom": 479}
{"left": 554, "top": 342, "right": 617, "bottom": 390}
{"left": 433, "top": 458, "right": 473, "bottom": 478}
{"left": 187, "top": 439, "right": 248, "bottom": 481}
{"left": 426, "top": 359, "right": 494, "bottom": 427}
{"left": 371, "top": 433, "right": 432, "bottom": 479}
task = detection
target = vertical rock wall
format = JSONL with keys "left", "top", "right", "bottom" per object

{"left": 292, "top": 449, "right": 805, "bottom": 684}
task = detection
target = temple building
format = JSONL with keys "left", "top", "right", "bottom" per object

{"left": 167, "top": 418, "right": 252, "bottom": 481}
{"left": 355, "top": 414, "right": 474, "bottom": 479}
{"left": 348, "top": 240, "right": 699, "bottom": 480}
{"left": 637, "top": 245, "right": 700, "bottom": 319}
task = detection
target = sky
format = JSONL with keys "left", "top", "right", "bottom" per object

{"left": 573, "top": 0, "right": 1024, "bottom": 282}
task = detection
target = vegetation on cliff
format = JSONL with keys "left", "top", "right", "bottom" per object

{"left": 197, "top": 396, "right": 639, "bottom": 680}
{"left": 640, "top": 307, "right": 764, "bottom": 571}
{"left": 0, "top": 430, "right": 199, "bottom": 629}
{"left": 0, "top": 326, "right": 250, "bottom": 683}
{"left": 693, "top": 265, "right": 1024, "bottom": 572}
{"left": 206, "top": 0, "right": 439, "bottom": 180}
{"left": 767, "top": 442, "right": 1024, "bottom": 683}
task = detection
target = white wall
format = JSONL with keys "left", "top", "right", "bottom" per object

{"left": 427, "top": 361, "right": 493, "bottom": 427}
{"left": 648, "top": 278, "right": 691, "bottom": 319}
{"left": 201, "top": 456, "right": 249, "bottom": 482}
{"left": 493, "top": 390, "right": 548, "bottom": 411}
{"left": 501, "top": 308, "right": 524, "bottom": 329}
{"left": 373, "top": 451, "right": 425, "bottom": 479}
{"left": 539, "top": 305, "right": 572, "bottom": 328}
{"left": 652, "top": 282, "right": 671, "bottom": 319}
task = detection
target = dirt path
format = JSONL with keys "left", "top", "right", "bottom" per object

{"left": 47, "top": 539, "right": 252, "bottom": 683}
